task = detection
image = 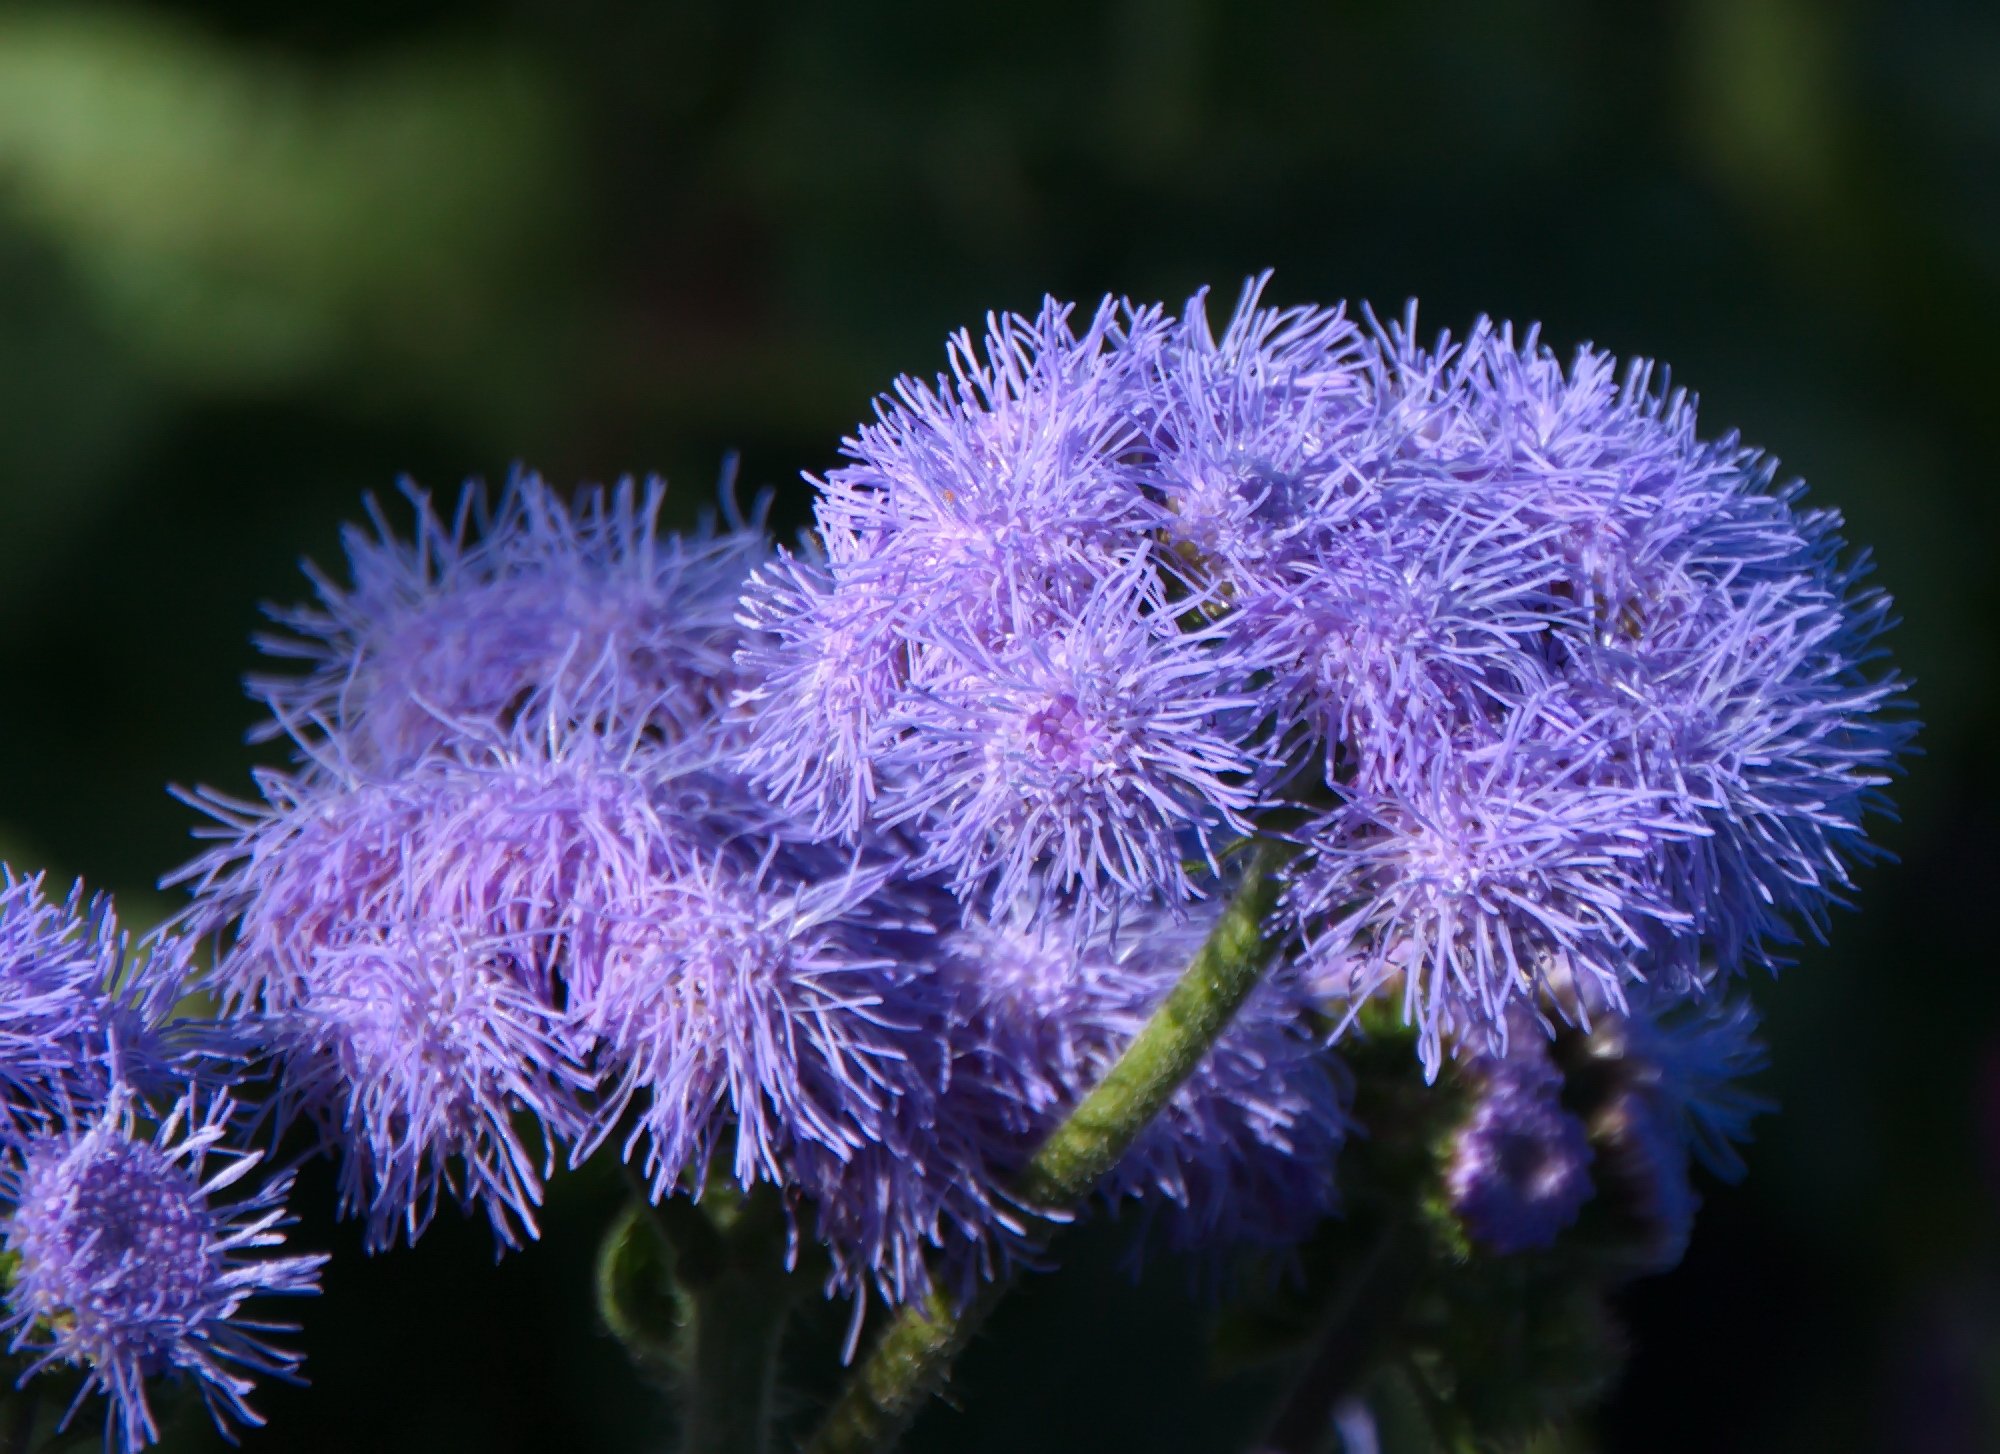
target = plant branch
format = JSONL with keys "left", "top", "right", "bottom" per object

{"left": 804, "top": 841, "right": 1292, "bottom": 1454}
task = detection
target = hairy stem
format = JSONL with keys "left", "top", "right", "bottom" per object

{"left": 1015, "top": 840, "right": 1288, "bottom": 1210}
{"left": 804, "top": 842, "right": 1291, "bottom": 1454}
{"left": 595, "top": 1200, "right": 680, "bottom": 1380}
{"left": 682, "top": 1186, "right": 797, "bottom": 1454}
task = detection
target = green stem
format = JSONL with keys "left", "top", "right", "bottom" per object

{"left": 682, "top": 1186, "right": 797, "bottom": 1454}
{"left": 595, "top": 1199, "right": 681, "bottom": 1380}
{"left": 1016, "top": 840, "right": 1288, "bottom": 1210}
{"left": 798, "top": 1279, "right": 1014, "bottom": 1454}
{"left": 600, "top": 1180, "right": 801, "bottom": 1454}
{"left": 805, "top": 841, "right": 1291, "bottom": 1454}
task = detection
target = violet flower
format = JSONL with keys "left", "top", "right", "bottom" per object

{"left": 1, "top": 1087, "right": 324, "bottom": 1452}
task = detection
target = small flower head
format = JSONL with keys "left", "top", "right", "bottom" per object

{"left": 1260, "top": 509, "right": 1567, "bottom": 780}
{"left": 173, "top": 724, "right": 637, "bottom": 1249}
{"left": 580, "top": 828, "right": 943, "bottom": 1206}
{"left": 1287, "top": 704, "right": 1698, "bottom": 1075}
{"left": 1, "top": 1088, "right": 324, "bottom": 1452}
{"left": 732, "top": 550, "right": 914, "bottom": 837}
{"left": 735, "top": 297, "right": 1175, "bottom": 842}
{"left": 1252, "top": 303, "right": 1908, "bottom": 1070}
{"left": 1137, "top": 274, "right": 1372, "bottom": 591}
{"left": 277, "top": 920, "right": 589, "bottom": 1250}
{"left": 736, "top": 294, "right": 1295, "bottom": 918}
{"left": 809, "top": 295, "right": 1169, "bottom": 609}
{"left": 0, "top": 873, "right": 198, "bottom": 1137}
{"left": 253, "top": 470, "right": 769, "bottom": 770}
{"left": 1587, "top": 983, "right": 1770, "bottom": 1183}
{"left": 1569, "top": 565, "right": 1910, "bottom": 981}
{"left": 873, "top": 563, "right": 1279, "bottom": 910}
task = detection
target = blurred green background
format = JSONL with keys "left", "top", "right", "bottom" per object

{"left": 0, "top": 1, "right": 1994, "bottom": 1450}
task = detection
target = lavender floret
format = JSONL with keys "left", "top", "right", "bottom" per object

{"left": 1590, "top": 983, "right": 1771, "bottom": 1183}
{"left": 1, "top": 1087, "right": 325, "bottom": 1452}
{"left": 1135, "top": 275, "right": 1371, "bottom": 595}
{"left": 253, "top": 470, "right": 769, "bottom": 770}
{"left": 174, "top": 724, "right": 634, "bottom": 1249}
{"left": 580, "top": 824, "right": 944, "bottom": 1207}
{"left": 0, "top": 873, "right": 207, "bottom": 1137}
{"left": 872, "top": 561, "right": 1280, "bottom": 910}
{"left": 1285, "top": 702, "right": 1700, "bottom": 1074}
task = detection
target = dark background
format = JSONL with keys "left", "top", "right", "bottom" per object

{"left": 0, "top": 2, "right": 1994, "bottom": 1450}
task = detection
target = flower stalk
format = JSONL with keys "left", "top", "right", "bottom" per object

{"left": 805, "top": 841, "right": 1290, "bottom": 1454}
{"left": 601, "top": 1181, "right": 801, "bottom": 1454}
{"left": 680, "top": 1186, "right": 797, "bottom": 1454}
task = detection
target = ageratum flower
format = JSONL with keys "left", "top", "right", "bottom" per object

{"left": 176, "top": 703, "right": 947, "bottom": 1264}
{"left": 1566, "top": 566, "right": 1907, "bottom": 986}
{"left": 873, "top": 561, "right": 1280, "bottom": 909}
{"left": 1588, "top": 983, "right": 1770, "bottom": 1184}
{"left": 252, "top": 470, "right": 769, "bottom": 771}
{"left": 1263, "top": 305, "right": 1908, "bottom": 1065}
{"left": 733, "top": 550, "right": 913, "bottom": 838}
{"left": 1257, "top": 508, "right": 1568, "bottom": 782}
{"left": 172, "top": 723, "right": 631, "bottom": 1249}
{"left": 1400, "top": 322, "right": 1911, "bottom": 981}
{"left": 809, "top": 295, "right": 1169, "bottom": 611}
{"left": 0, "top": 872, "right": 198, "bottom": 1137}
{"left": 1134, "top": 274, "right": 1371, "bottom": 595}
{"left": 737, "top": 296, "right": 1292, "bottom": 915}
{"left": 736, "top": 297, "right": 1171, "bottom": 844}
{"left": 1286, "top": 701, "right": 1701, "bottom": 1074}
{"left": 1, "top": 1088, "right": 324, "bottom": 1453}
{"left": 578, "top": 821, "right": 944, "bottom": 1209}
{"left": 276, "top": 920, "right": 588, "bottom": 1251}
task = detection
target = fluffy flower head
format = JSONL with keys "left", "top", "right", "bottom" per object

{"left": 0, "top": 873, "right": 200, "bottom": 1137}
{"left": 254, "top": 470, "right": 769, "bottom": 770}
{"left": 1, "top": 1089, "right": 324, "bottom": 1452}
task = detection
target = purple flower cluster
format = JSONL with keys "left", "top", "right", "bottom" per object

{"left": 741, "top": 278, "right": 1909, "bottom": 1080}
{"left": 176, "top": 472, "right": 876, "bottom": 1251}
{"left": 176, "top": 465, "right": 1357, "bottom": 1318}
{"left": 165, "top": 278, "right": 1901, "bottom": 1334}
{"left": 735, "top": 299, "right": 1287, "bottom": 907}
{"left": 0, "top": 872, "right": 157, "bottom": 1134}
{"left": 0, "top": 875, "right": 322, "bottom": 1452}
